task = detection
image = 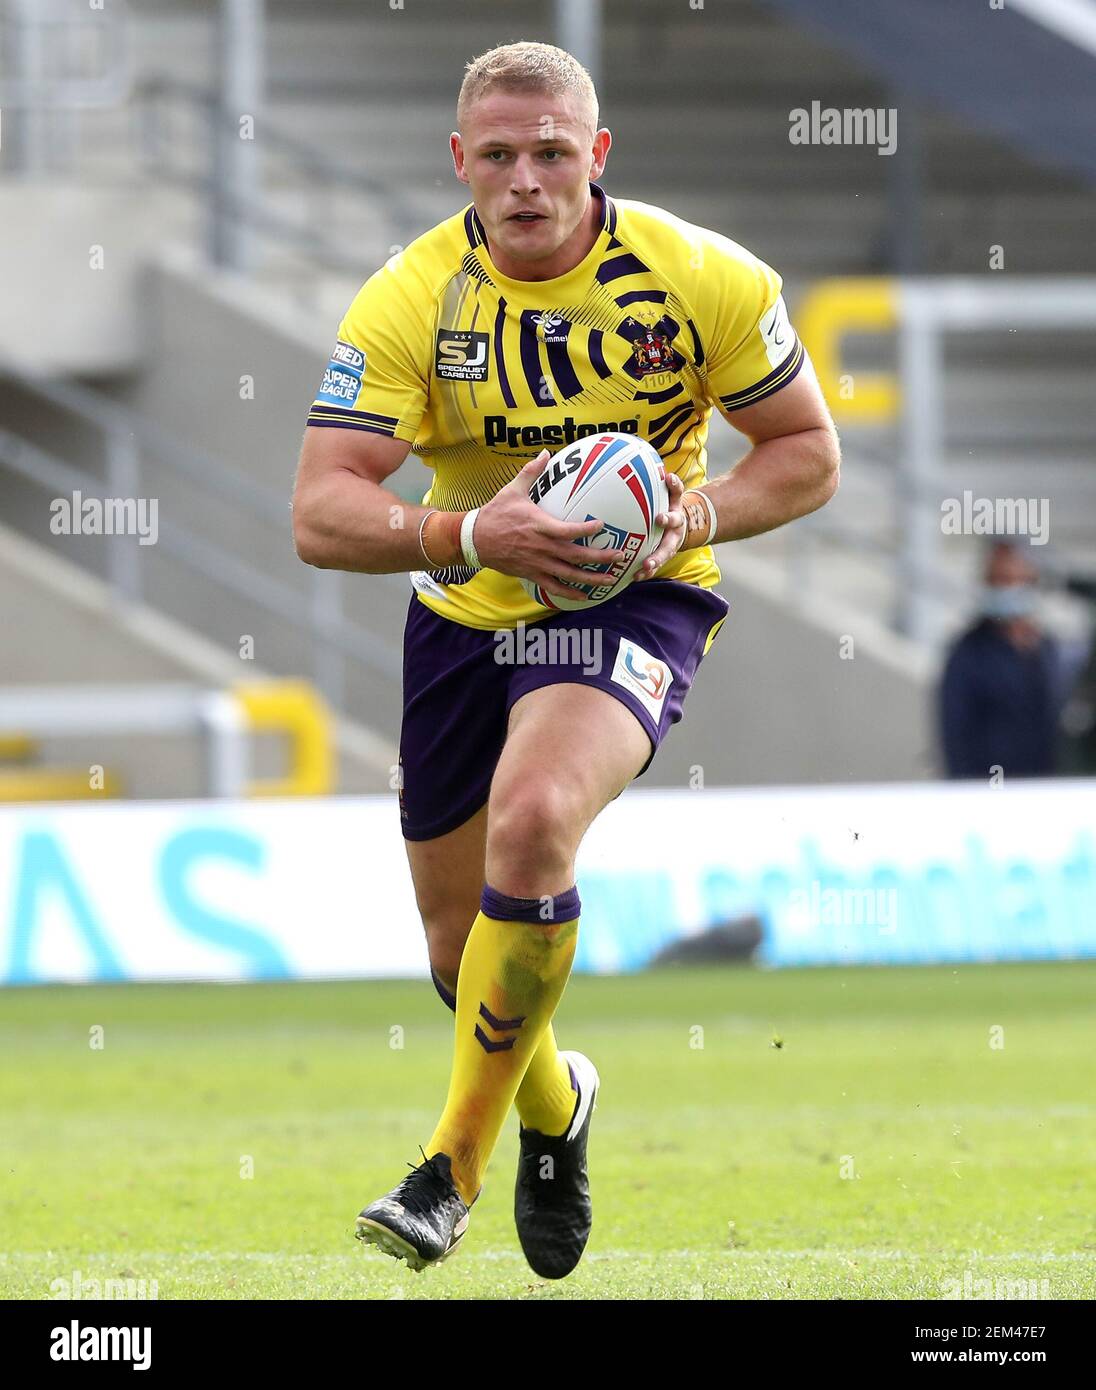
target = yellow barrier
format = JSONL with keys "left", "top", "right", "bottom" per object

{"left": 0, "top": 735, "right": 36, "bottom": 764}
{"left": 795, "top": 277, "right": 898, "bottom": 424}
{"left": 233, "top": 680, "right": 334, "bottom": 797}
{"left": 0, "top": 769, "right": 121, "bottom": 801}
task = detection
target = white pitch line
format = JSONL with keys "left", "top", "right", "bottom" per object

{"left": 1, "top": 1250, "right": 1091, "bottom": 1264}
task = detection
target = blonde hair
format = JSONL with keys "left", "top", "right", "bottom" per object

{"left": 457, "top": 41, "right": 599, "bottom": 132}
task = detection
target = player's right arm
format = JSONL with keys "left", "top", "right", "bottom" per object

{"left": 292, "top": 426, "right": 414, "bottom": 572}
{"left": 293, "top": 433, "right": 616, "bottom": 591}
{"left": 292, "top": 258, "right": 625, "bottom": 592}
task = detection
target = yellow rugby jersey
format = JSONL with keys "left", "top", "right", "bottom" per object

{"left": 307, "top": 183, "right": 804, "bottom": 630}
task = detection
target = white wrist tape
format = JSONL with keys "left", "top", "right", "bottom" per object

{"left": 688, "top": 489, "right": 718, "bottom": 545}
{"left": 460, "top": 507, "right": 482, "bottom": 569}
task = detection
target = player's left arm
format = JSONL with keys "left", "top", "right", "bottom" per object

{"left": 639, "top": 356, "right": 839, "bottom": 577}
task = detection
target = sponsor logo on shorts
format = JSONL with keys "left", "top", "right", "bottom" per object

{"left": 435, "top": 329, "right": 490, "bottom": 381}
{"left": 611, "top": 637, "right": 673, "bottom": 720}
{"left": 484, "top": 415, "right": 639, "bottom": 450}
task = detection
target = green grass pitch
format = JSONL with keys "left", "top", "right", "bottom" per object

{"left": 1, "top": 962, "right": 1093, "bottom": 1300}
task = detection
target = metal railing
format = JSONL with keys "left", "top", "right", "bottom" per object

{"left": 133, "top": 74, "right": 431, "bottom": 277}
{"left": 0, "top": 360, "right": 405, "bottom": 710}
{"left": 895, "top": 277, "right": 1096, "bottom": 640}
{"left": 0, "top": 679, "right": 334, "bottom": 799}
{"left": 791, "top": 275, "right": 1096, "bottom": 643}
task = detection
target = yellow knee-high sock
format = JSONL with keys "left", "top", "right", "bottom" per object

{"left": 430, "top": 968, "right": 577, "bottom": 1138}
{"left": 426, "top": 885, "right": 580, "bottom": 1202}
{"left": 515, "top": 1025, "right": 578, "bottom": 1136}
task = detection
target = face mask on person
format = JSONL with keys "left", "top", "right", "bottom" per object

{"left": 980, "top": 583, "right": 1038, "bottom": 620}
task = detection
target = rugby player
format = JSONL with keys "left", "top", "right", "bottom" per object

{"left": 292, "top": 41, "right": 839, "bottom": 1278}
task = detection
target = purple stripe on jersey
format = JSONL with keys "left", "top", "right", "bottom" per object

{"left": 310, "top": 404, "right": 399, "bottom": 426}
{"left": 649, "top": 403, "right": 696, "bottom": 451}
{"left": 494, "top": 299, "right": 517, "bottom": 409}
{"left": 650, "top": 399, "right": 694, "bottom": 432}
{"left": 687, "top": 317, "right": 705, "bottom": 368}
{"left": 545, "top": 329, "right": 584, "bottom": 401}
{"left": 616, "top": 289, "right": 667, "bottom": 308}
{"left": 306, "top": 418, "right": 397, "bottom": 437}
{"left": 720, "top": 338, "right": 804, "bottom": 410}
{"left": 596, "top": 252, "right": 649, "bottom": 285}
{"left": 480, "top": 883, "right": 582, "bottom": 924}
{"left": 588, "top": 330, "right": 611, "bottom": 379}
{"left": 665, "top": 411, "right": 701, "bottom": 459}
{"left": 519, "top": 310, "right": 555, "bottom": 408}
{"left": 635, "top": 382, "right": 686, "bottom": 405}
{"left": 463, "top": 206, "right": 479, "bottom": 248}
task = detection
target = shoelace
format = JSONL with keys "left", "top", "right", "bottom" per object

{"left": 392, "top": 1148, "right": 458, "bottom": 1217}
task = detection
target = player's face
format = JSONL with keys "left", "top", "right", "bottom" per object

{"left": 451, "top": 91, "right": 611, "bottom": 280}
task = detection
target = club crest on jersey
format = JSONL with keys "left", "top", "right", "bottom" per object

{"left": 436, "top": 329, "right": 490, "bottom": 381}
{"left": 619, "top": 316, "right": 686, "bottom": 381}
{"left": 317, "top": 338, "right": 366, "bottom": 404}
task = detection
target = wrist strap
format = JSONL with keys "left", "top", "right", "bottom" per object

{"left": 683, "top": 489, "right": 717, "bottom": 546}
{"left": 418, "top": 509, "right": 441, "bottom": 568}
{"left": 460, "top": 507, "right": 482, "bottom": 569}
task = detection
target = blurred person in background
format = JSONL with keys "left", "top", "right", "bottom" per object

{"left": 939, "top": 539, "right": 1065, "bottom": 779}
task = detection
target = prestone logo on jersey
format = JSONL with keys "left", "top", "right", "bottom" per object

{"left": 485, "top": 416, "right": 639, "bottom": 450}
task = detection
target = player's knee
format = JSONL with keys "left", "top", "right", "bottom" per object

{"left": 488, "top": 777, "right": 580, "bottom": 877}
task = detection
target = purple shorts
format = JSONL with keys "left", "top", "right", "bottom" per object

{"left": 398, "top": 578, "right": 730, "bottom": 841}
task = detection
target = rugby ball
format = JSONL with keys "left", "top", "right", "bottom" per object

{"left": 519, "top": 433, "right": 668, "bottom": 611}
